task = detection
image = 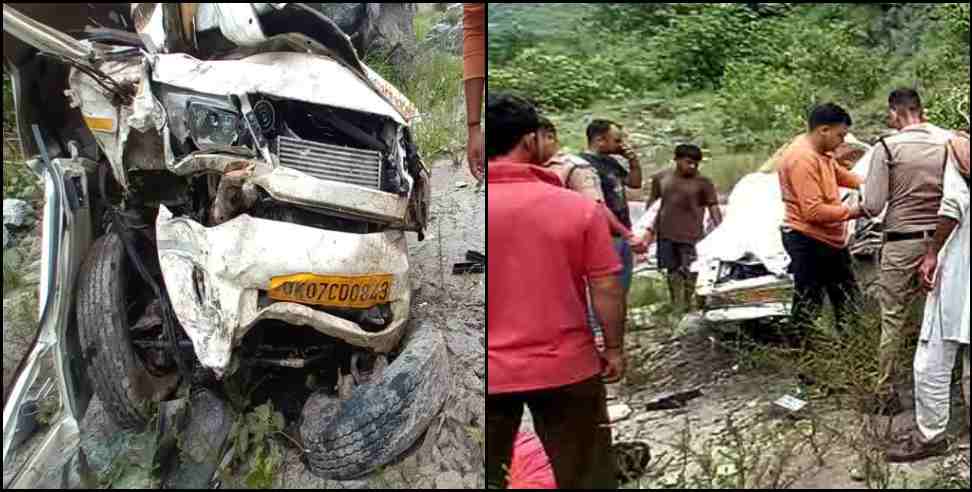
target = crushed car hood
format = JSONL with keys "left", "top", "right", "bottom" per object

{"left": 151, "top": 51, "right": 406, "bottom": 125}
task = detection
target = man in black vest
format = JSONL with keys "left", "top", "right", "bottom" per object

{"left": 580, "top": 120, "right": 646, "bottom": 295}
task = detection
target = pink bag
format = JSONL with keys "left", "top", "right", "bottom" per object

{"left": 507, "top": 431, "right": 557, "bottom": 489}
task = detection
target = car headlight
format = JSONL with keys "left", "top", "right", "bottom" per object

{"left": 188, "top": 102, "right": 242, "bottom": 149}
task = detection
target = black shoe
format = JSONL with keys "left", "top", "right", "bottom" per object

{"left": 886, "top": 434, "right": 949, "bottom": 463}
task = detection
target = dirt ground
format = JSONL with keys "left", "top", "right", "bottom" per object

{"left": 2, "top": 160, "right": 486, "bottom": 489}
{"left": 509, "top": 260, "right": 969, "bottom": 489}
{"left": 517, "top": 270, "right": 970, "bottom": 489}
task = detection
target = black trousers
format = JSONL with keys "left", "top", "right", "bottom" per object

{"left": 781, "top": 229, "right": 861, "bottom": 339}
{"left": 487, "top": 377, "right": 618, "bottom": 489}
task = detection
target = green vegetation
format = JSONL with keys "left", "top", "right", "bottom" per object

{"left": 490, "top": 3, "right": 970, "bottom": 192}
{"left": 365, "top": 9, "right": 465, "bottom": 162}
{"left": 4, "top": 72, "right": 41, "bottom": 202}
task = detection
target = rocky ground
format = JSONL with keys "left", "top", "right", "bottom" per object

{"left": 2, "top": 161, "right": 485, "bottom": 489}
{"left": 519, "top": 269, "right": 969, "bottom": 489}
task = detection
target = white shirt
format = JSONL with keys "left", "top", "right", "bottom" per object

{"left": 920, "top": 150, "right": 970, "bottom": 344}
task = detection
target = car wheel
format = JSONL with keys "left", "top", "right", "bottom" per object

{"left": 77, "top": 232, "right": 179, "bottom": 430}
{"left": 300, "top": 321, "right": 450, "bottom": 480}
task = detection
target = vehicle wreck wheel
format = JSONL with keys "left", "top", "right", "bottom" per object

{"left": 77, "top": 232, "right": 180, "bottom": 430}
{"left": 300, "top": 322, "right": 450, "bottom": 480}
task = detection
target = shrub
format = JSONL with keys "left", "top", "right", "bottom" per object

{"left": 487, "top": 49, "right": 620, "bottom": 111}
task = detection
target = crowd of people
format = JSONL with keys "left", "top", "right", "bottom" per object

{"left": 484, "top": 88, "right": 970, "bottom": 487}
{"left": 465, "top": 3, "right": 968, "bottom": 487}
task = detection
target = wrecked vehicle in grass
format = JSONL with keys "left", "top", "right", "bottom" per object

{"left": 3, "top": 3, "right": 448, "bottom": 485}
{"left": 693, "top": 139, "right": 881, "bottom": 326}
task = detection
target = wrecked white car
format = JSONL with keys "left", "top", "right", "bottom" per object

{"left": 693, "top": 141, "right": 881, "bottom": 325}
{"left": 3, "top": 3, "right": 447, "bottom": 485}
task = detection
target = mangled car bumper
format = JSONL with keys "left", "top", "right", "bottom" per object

{"left": 697, "top": 265, "right": 794, "bottom": 323}
{"left": 156, "top": 206, "right": 411, "bottom": 377}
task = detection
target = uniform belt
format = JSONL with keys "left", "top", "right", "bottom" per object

{"left": 884, "top": 230, "right": 935, "bottom": 243}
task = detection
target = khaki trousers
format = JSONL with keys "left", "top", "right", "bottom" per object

{"left": 876, "top": 239, "right": 926, "bottom": 396}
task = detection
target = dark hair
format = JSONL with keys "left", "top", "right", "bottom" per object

{"left": 888, "top": 88, "right": 922, "bottom": 113}
{"left": 586, "top": 119, "right": 619, "bottom": 144}
{"left": 538, "top": 115, "right": 557, "bottom": 136}
{"left": 486, "top": 92, "right": 540, "bottom": 159}
{"left": 674, "top": 144, "right": 703, "bottom": 162}
{"left": 808, "top": 103, "right": 853, "bottom": 131}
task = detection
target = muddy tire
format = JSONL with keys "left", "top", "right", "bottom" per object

{"left": 300, "top": 322, "right": 450, "bottom": 480}
{"left": 77, "top": 232, "right": 179, "bottom": 430}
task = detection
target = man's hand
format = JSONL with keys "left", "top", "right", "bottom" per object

{"left": 467, "top": 126, "right": 484, "bottom": 182}
{"left": 600, "top": 347, "right": 625, "bottom": 384}
{"left": 919, "top": 252, "right": 939, "bottom": 292}
{"left": 618, "top": 141, "right": 635, "bottom": 159}
{"left": 628, "top": 234, "right": 648, "bottom": 255}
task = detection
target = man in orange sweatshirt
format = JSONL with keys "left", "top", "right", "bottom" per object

{"left": 778, "top": 103, "right": 866, "bottom": 345}
{"left": 463, "top": 3, "right": 486, "bottom": 182}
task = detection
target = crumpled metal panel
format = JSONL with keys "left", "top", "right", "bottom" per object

{"left": 151, "top": 52, "right": 407, "bottom": 125}
{"left": 155, "top": 206, "right": 410, "bottom": 377}
{"left": 703, "top": 303, "right": 791, "bottom": 324}
{"left": 65, "top": 59, "right": 142, "bottom": 190}
{"left": 250, "top": 166, "right": 410, "bottom": 224}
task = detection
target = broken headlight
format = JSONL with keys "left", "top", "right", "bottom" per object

{"left": 188, "top": 102, "right": 243, "bottom": 150}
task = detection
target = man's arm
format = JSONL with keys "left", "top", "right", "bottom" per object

{"left": 919, "top": 152, "right": 969, "bottom": 289}
{"left": 791, "top": 158, "right": 863, "bottom": 224}
{"left": 703, "top": 180, "right": 723, "bottom": 230}
{"left": 620, "top": 146, "right": 642, "bottom": 189}
{"left": 861, "top": 145, "right": 890, "bottom": 219}
{"left": 835, "top": 160, "right": 865, "bottom": 190}
{"left": 646, "top": 175, "right": 661, "bottom": 209}
{"left": 708, "top": 205, "right": 724, "bottom": 230}
{"left": 603, "top": 205, "right": 631, "bottom": 238}
{"left": 590, "top": 274, "right": 625, "bottom": 386}
{"left": 462, "top": 4, "right": 485, "bottom": 181}
{"left": 583, "top": 205, "right": 626, "bottom": 383}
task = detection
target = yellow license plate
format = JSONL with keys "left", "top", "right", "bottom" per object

{"left": 268, "top": 273, "right": 393, "bottom": 309}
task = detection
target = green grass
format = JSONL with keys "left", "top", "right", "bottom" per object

{"left": 364, "top": 15, "right": 465, "bottom": 163}
{"left": 414, "top": 8, "right": 438, "bottom": 45}
{"left": 2, "top": 249, "right": 24, "bottom": 293}
{"left": 404, "top": 51, "right": 464, "bottom": 160}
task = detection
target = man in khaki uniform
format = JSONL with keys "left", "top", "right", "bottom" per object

{"left": 861, "top": 89, "right": 955, "bottom": 415}
{"left": 536, "top": 118, "right": 606, "bottom": 204}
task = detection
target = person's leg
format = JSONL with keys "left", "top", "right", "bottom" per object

{"left": 667, "top": 271, "right": 683, "bottom": 312}
{"left": 487, "top": 393, "right": 526, "bottom": 489}
{"left": 963, "top": 345, "right": 970, "bottom": 431}
{"left": 529, "top": 377, "right": 618, "bottom": 489}
{"left": 874, "top": 240, "right": 926, "bottom": 401}
{"left": 679, "top": 243, "right": 699, "bottom": 312}
{"left": 782, "top": 231, "right": 826, "bottom": 344}
{"left": 823, "top": 247, "right": 862, "bottom": 336}
{"left": 913, "top": 338, "right": 961, "bottom": 445}
{"left": 657, "top": 239, "right": 683, "bottom": 310}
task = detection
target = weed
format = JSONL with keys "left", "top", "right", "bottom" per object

{"left": 221, "top": 402, "right": 287, "bottom": 489}
{"left": 365, "top": 47, "right": 464, "bottom": 163}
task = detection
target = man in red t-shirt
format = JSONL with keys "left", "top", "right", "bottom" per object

{"left": 487, "top": 93, "right": 625, "bottom": 489}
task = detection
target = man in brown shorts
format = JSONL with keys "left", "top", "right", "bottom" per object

{"left": 646, "top": 144, "right": 723, "bottom": 312}
{"left": 861, "top": 88, "right": 956, "bottom": 415}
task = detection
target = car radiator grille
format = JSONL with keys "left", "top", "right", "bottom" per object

{"left": 276, "top": 136, "right": 382, "bottom": 190}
